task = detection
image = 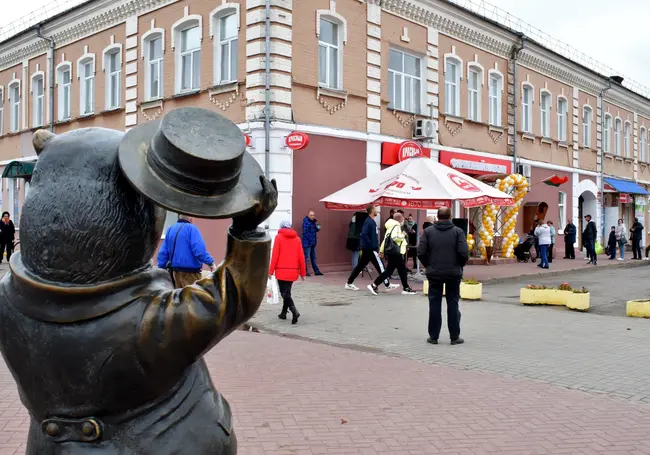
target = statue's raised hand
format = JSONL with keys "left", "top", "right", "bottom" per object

{"left": 232, "top": 176, "right": 278, "bottom": 233}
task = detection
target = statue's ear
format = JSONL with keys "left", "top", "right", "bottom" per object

{"left": 33, "top": 129, "right": 56, "bottom": 155}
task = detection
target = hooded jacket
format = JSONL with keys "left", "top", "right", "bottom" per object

{"left": 417, "top": 220, "right": 469, "bottom": 279}
{"left": 535, "top": 224, "right": 552, "bottom": 246}
{"left": 269, "top": 228, "right": 306, "bottom": 282}
{"left": 380, "top": 218, "right": 408, "bottom": 256}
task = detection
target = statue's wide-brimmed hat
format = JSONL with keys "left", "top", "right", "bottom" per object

{"left": 118, "top": 107, "right": 263, "bottom": 219}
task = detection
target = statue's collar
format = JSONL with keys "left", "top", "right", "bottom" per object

{"left": 3, "top": 252, "right": 170, "bottom": 323}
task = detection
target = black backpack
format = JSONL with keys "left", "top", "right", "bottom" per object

{"left": 382, "top": 226, "right": 400, "bottom": 256}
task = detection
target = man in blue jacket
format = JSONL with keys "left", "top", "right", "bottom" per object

{"left": 345, "top": 205, "right": 398, "bottom": 291}
{"left": 157, "top": 215, "right": 217, "bottom": 287}
{"left": 302, "top": 210, "right": 323, "bottom": 276}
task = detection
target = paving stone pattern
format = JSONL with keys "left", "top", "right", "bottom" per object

{"left": 253, "top": 265, "right": 650, "bottom": 403}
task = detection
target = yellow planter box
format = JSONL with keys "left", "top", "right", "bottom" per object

{"left": 520, "top": 289, "right": 567, "bottom": 306}
{"left": 460, "top": 282, "right": 482, "bottom": 300}
{"left": 565, "top": 293, "right": 590, "bottom": 312}
{"left": 626, "top": 300, "right": 650, "bottom": 318}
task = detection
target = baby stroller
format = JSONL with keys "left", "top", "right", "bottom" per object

{"left": 514, "top": 235, "right": 536, "bottom": 263}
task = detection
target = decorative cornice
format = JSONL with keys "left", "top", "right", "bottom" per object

{"left": 0, "top": 0, "right": 177, "bottom": 72}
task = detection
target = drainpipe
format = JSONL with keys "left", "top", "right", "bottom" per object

{"left": 36, "top": 24, "right": 55, "bottom": 133}
{"left": 511, "top": 34, "right": 525, "bottom": 173}
{"left": 264, "top": 0, "right": 271, "bottom": 180}
{"left": 599, "top": 79, "right": 612, "bottom": 241}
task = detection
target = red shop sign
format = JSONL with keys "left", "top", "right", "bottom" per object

{"left": 285, "top": 132, "right": 309, "bottom": 150}
{"left": 244, "top": 133, "right": 251, "bottom": 147}
{"left": 620, "top": 193, "right": 633, "bottom": 204}
{"left": 381, "top": 141, "right": 431, "bottom": 166}
{"left": 439, "top": 151, "right": 512, "bottom": 175}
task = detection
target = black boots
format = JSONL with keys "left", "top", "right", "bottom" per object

{"left": 278, "top": 304, "right": 300, "bottom": 324}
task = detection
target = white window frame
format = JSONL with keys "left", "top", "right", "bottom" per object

{"left": 487, "top": 70, "right": 503, "bottom": 127}
{"left": 443, "top": 54, "right": 462, "bottom": 117}
{"left": 55, "top": 62, "right": 72, "bottom": 121}
{"left": 540, "top": 90, "right": 551, "bottom": 138}
{"left": 172, "top": 15, "right": 203, "bottom": 94}
{"left": 558, "top": 191, "right": 566, "bottom": 232}
{"left": 614, "top": 117, "right": 622, "bottom": 156}
{"left": 640, "top": 127, "right": 646, "bottom": 163}
{"left": 389, "top": 48, "right": 424, "bottom": 114}
{"left": 0, "top": 86, "right": 4, "bottom": 136}
{"left": 211, "top": 4, "right": 240, "bottom": 86}
{"left": 557, "top": 96, "right": 568, "bottom": 142}
{"left": 142, "top": 29, "right": 165, "bottom": 101}
{"left": 8, "top": 80, "right": 20, "bottom": 133}
{"left": 103, "top": 44, "right": 122, "bottom": 110}
{"left": 624, "top": 121, "right": 632, "bottom": 158}
{"left": 315, "top": 9, "right": 346, "bottom": 91}
{"left": 467, "top": 63, "right": 483, "bottom": 122}
{"left": 30, "top": 72, "right": 45, "bottom": 128}
{"left": 77, "top": 53, "right": 95, "bottom": 116}
{"left": 582, "top": 105, "right": 593, "bottom": 148}
{"left": 604, "top": 114, "right": 612, "bottom": 153}
{"left": 521, "top": 83, "right": 534, "bottom": 134}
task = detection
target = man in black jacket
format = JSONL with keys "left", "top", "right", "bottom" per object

{"left": 563, "top": 220, "right": 577, "bottom": 259}
{"left": 582, "top": 214, "right": 598, "bottom": 265}
{"left": 345, "top": 205, "right": 397, "bottom": 291}
{"left": 630, "top": 218, "right": 644, "bottom": 259}
{"left": 417, "top": 207, "right": 469, "bottom": 345}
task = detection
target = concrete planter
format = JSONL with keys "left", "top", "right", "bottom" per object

{"left": 460, "top": 282, "right": 482, "bottom": 300}
{"left": 626, "top": 300, "right": 650, "bottom": 318}
{"left": 565, "top": 293, "right": 590, "bottom": 312}
{"left": 520, "top": 289, "right": 567, "bottom": 306}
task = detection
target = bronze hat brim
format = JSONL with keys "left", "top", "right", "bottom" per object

{"left": 118, "top": 120, "right": 264, "bottom": 219}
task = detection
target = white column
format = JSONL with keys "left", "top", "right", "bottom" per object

{"left": 21, "top": 61, "right": 28, "bottom": 130}
{"left": 571, "top": 87, "right": 579, "bottom": 168}
{"left": 125, "top": 15, "right": 138, "bottom": 130}
{"left": 366, "top": 2, "right": 381, "bottom": 134}
{"left": 426, "top": 26, "right": 439, "bottom": 142}
{"left": 634, "top": 112, "right": 639, "bottom": 181}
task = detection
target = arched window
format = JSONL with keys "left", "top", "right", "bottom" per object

{"left": 8, "top": 81, "right": 20, "bottom": 132}
{"left": 172, "top": 15, "right": 202, "bottom": 94}
{"left": 31, "top": 72, "right": 45, "bottom": 127}
{"left": 557, "top": 97, "right": 568, "bottom": 142}
{"left": 212, "top": 4, "right": 239, "bottom": 85}
{"left": 582, "top": 106, "right": 593, "bottom": 148}
{"left": 624, "top": 121, "right": 631, "bottom": 158}
{"left": 467, "top": 63, "right": 483, "bottom": 122}
{"left": 488, "top": 70, "right": 503, "bottom": 127}
{"left": 603, "top": 114, "right": 612, "bottom": 153}
{"left": 521, "top": 83, "right": 533, "bottom": 133}
{"left": 103, "top": 44, "right": 122, "bottom": 110}
{"left": 316, "top": 9, "right": 346, "bottom": 91}
{"left": 640, "top": 127, "right": 646, "bottom": 162}
{"left": 540, "top": 90, "right": 551, "bottom": 137}
{"left": 56, "top": 62, "right": 72, "bottom": 121}
{"left": 614, "top": 118, "right": 622, "bottom": 156}
{"left": 78, "top": 54, "right": 95, "bottom": 115}
{"left": 142, "top": 29, "right": 165, "bottom": 100}
{"left": 444, "top": 55, "right": 462, "bottom": 116}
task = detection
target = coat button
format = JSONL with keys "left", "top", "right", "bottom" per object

{"left": 45, "top": 423, "right": 60, "bottom": 437}
{"left": 81, "top": 421, "right": 95, "bottom": 437}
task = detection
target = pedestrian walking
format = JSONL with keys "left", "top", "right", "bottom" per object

{"left": 583, "top": 214, "right": 598, "bottom": 265}
{"left": 369, "top": 212, "right": 416, "bottom": 295}
{"left": 406, "top": 213, "right": 418, "bottom": 271}
{"left": 346, "top": 212, "right": 365, "bottom": 269}
{"left": 417, "top": 207, "right": 469, "bottom": 345}
{"left": 615, "top": 219, "right": 627, "bottom": 260}
{"left": 547, "top": 221, "right": 556, "bottom": 263}
{"left": 269, "top": 220, "right": 306, "bottom": 324}
{"left": 302, "top": 210, "right": 323, "bottom": 276}
{"left": 0, "top": 212, "right": 15, "bottom": 264}
{"left": 535, "top": 221, "right": 552, "bottom": 269}
{"left": 608, "top": 226, "right": 618, "bottom": 260}
{"left": 345, "top": 205, "right": 398, "bottom": 291}
{"left": 157, "top": 215, "right": 217, "bottom": 287}
{"left": 563, "top": 220, "right": 576, "bottom": 259}
{"left": 630, "top": 218, "right": 644, "bottom": 259}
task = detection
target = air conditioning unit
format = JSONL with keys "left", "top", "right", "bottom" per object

{"left": 517, "top": 164, "right": 532, "bottom": 192}
{"left": 413, "top": 119, "right": 436, "bottom": 140}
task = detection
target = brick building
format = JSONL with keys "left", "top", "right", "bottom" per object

{"left": 1, "top": 0, "right": 649, "bottom": 269}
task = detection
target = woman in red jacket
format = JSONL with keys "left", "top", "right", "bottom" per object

{"left": 269, "top": 220, "right": 307, "bottom": 324}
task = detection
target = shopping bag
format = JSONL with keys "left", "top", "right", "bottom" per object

{"left": 595, "top": 241, "right": 603, "bottom": 255}
{"left": 266, "top": 276, "right": 280, "bottom": 305}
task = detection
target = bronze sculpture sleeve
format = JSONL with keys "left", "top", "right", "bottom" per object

{"left": 137, "top": 227, "right": 271, "bottom": 370}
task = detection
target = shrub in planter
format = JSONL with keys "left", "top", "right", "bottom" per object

{"left": 520, "top": 285, "right": 565, "bottom": 306}
{"left": 565, "top": 287, "right": 590, "bottom": 312}
{"left": 626, "top": 300, "right": 650, "bottom": 318}
{"left": 460, "top": 278, "right": 482, "bottom": 300}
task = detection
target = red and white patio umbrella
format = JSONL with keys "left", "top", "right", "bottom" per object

{"left": 320, "top": 156, "right": 514, "bottom": 210}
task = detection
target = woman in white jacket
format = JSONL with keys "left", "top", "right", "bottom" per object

{"left": 615, "top": 219, "right": 627, "bottom": 260}
{"left": 534, "top": 221, "right": 552, "bottom": 269}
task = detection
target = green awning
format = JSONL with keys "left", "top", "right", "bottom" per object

{"left": 2, "top": 160, "right": 36, "bottom": 179}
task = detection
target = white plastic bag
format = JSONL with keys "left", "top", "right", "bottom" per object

{"left": 266, "top": 276, "right": 280, "bottom": 305}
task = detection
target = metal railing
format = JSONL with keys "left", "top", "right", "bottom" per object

{"left": 0, "top": 0, "right": 90, "bottom": 44}
{"left": 447, "top": 0, "right": 650, "bottom": 99}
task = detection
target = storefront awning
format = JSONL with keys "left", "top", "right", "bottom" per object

{"left": 603, "top": 178, "right": 649, "bottom": 195}
{"left": 1, "top": 160, "right": 36, "bottom": 179}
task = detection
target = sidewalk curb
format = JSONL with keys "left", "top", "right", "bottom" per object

{"left": 481, "top": 260, "right": 650, "bottom": 285}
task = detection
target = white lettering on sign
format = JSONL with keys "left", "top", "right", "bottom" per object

{"left": 397, "top": 141, "right": 423, "bottom": 162}
{"left": 449, "top": 158, "right": 507, "bottom": 174}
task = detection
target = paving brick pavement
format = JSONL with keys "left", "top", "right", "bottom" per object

{"left": 4, "top": 331, "right": 650, "bottom": 454}
{"left": 252, "top": 265, "right": 650, "bottom": 402}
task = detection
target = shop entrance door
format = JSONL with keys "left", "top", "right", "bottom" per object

{"left": 578, "top": 195, "right": 584, "bottom": 250}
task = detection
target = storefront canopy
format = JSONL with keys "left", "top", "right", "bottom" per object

{"left": 604, "top": 177, "right": 649, "bottom": 195}
{"left": 1, "top": 160, "right": 36, "bottom": 179}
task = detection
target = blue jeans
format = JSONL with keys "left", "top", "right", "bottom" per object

{"left": 619, "top": 240, "right": 625, "bottom": 259}
{"left": 539, "top": 244, "right": 549, "bottom": 268}
{"left": 352, "top": 250, "right": 360, "bottom": 269}
{"left": 304, "top": 245, "right": 321, "bottom": 274}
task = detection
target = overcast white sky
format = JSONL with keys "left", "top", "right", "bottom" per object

{"left": 1, "top": 0, "right": 649, "bottom": 89}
